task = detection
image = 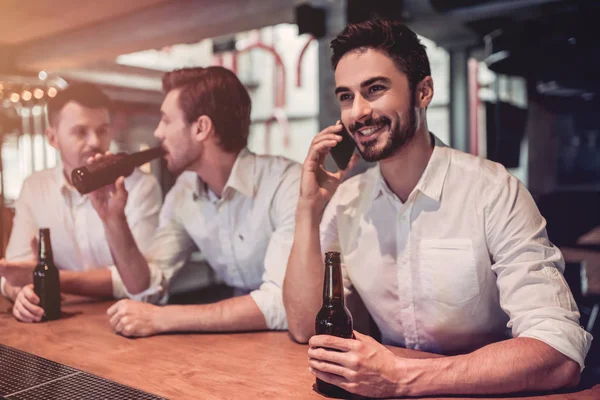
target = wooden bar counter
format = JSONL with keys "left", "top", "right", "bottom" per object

{"left": 0, "top": 296, "right": 598, "bottom": 399}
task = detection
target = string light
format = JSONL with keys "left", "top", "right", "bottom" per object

{"left": 33, "top": 88, "right": 44, "bottom": 99}
{"left": 22, "top": 90, "right": 32, "bottom": 101}
{"left": 0, "top": 77, "right": 60, "bottom": 105}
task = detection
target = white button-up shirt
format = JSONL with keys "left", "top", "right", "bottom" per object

{"left": 321, "top": 141, "right": 592, "bottom": 369}
{"left": 144, "top": 148, "right": 300, "bottom": 330}
{"left": 1, "top": 166, "right": 162, "bottom": 298}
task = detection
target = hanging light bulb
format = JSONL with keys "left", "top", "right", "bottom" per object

{"left": 38, "top": 71, "right": 48, "bottom": 80}
{"left": 47, "top": 87, "right": 58, "bottom": 98}
{"left": 10, "top": 93, "right": 20, "bottom": 103}
{"left": 33, "top": 88, "right": 44, "bottom": 99}
{"left": 22, "top": 90, "right": 32, "bottom": 101}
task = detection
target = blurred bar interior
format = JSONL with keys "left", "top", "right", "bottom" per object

{"left": 0, "top": 0, "right": 599, "bottom": 372}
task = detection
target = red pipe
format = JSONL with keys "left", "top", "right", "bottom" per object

{"left": 264, "top": 110, "right": 291, "bottom": 153}
{"left": 231, "top": 52, "right": 238, "bottom": 74}
{"left": 264, "top": 116, "right": 275, "bottom": 154}
{"left": 236, "top": 40, "right": 291, "bottom": 151}
{"left": 236, "top": 43, "right": 286, "bottom": 107}
{"left": 296, "top": 35, "right": 315, "bottom": 88}
{"left": 212, "top": 54, "right": 223, "bottom": 66}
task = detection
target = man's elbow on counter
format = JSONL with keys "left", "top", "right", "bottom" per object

{"left": 557, "top": 359, "right": 581, "bottom": 389}
{"left": 126, "top": 285, "right": 148, "bottom": 297}
{"left": 542, "top": 358, "right": 581, "bottom": 390}
{"left": 287, "top": 323, "right": 313, "bottom": 344}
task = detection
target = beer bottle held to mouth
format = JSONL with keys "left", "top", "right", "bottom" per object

{"left": 71, "top": 146, "right": 165, "bottom": 194}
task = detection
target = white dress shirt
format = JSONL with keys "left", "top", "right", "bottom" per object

{"left": 1, "top": 166, "right": 162, "bottom": 298}
{"left": 143, "top": 148, "right": 301, "bottom": 330}
{"left": 321, "top": 140, "right": 592, "bottom": 369}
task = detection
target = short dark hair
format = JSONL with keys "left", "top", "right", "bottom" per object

{"left": 331, "top": 19, "right": 431, "bottom": 92}
{"left": 47, "top": 83, "right": 113, "bottom": 127}
{"left": 162, "top": 66, "right": 251, "bottom": 153}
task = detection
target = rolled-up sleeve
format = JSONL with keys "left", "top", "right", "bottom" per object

{"left": 2, "top": 178, "right": 37, "bottom": 299}
{"left": 250, "top": 164, "right": 300, "bottom": 330}
{"left": 109, "top": 172, "right": 167, "bottom": 302}
{"left": 487, "top": 175, "right": 592, "bottom": 370}
{"left": 5, "top": 179, "right": 37, "bottom": 263}
{"left": 133, "top": 179, "right": 197, "bottom": 304}
{"left": 250, "top": 229, "right": 293, "bottom": 330}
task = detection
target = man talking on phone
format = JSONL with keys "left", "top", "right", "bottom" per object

{"left": 283, "top": 19, "right": 590, "bottom": 398}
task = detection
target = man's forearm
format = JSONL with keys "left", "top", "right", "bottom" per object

{"left": 401, "top": 337, "right": 580, "bottom": 397}
{"left": 282, "top": 201, "right": 325, "bottom": 343}
{"left": 103, "top": 217, "right": 151, "bottom": 294}
{"left": 3, "top": 281, "right": 21, "bottom": 302}
{"left": 157, "top": 294, "right": 268, "bottom": 333}
{"left": 60, "top": 269, "right": 113, "bottom": 297}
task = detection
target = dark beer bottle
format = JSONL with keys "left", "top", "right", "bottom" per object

{"left": 71, "top": 146, "right": 165, "bottom": 194}
{"left": 315, "top": 251, "right": 353, "bottom": 399}
{"left": 33, "top": 228, "right": 61, "bottom": 321}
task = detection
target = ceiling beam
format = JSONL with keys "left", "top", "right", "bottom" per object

{"left": 16, "top": 0, "right": 295, "bottom": 71}
{"left": 55, "top": 69, "right": 163, "bottom": 92}
{"left": 102, "top": 87, "right": 165, "bottom": 105}
{"left": 0, "top": 45, "right": 18, "bottom": 75}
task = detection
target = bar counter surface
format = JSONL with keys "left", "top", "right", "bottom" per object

{"left": 0, "top": 296, "right": 598, "bottom": 399}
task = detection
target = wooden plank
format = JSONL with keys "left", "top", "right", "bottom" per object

{"left": 0, "top": 296, "right": 597, "bottom": 399}
{"left": 0, "top": 0, "right": 171, "bottom": 45}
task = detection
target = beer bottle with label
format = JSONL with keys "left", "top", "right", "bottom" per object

{"left": 71, "top": 146, "right": 165, "bottom": 194}
{"left": 315, "top": 251, "right": 353, "bottom": 398}
{"left": 33, "top": 228, "right": 61, "bottom": 321}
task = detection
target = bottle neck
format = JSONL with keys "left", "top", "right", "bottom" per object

{"left": 38, "top": 229, "right": 53, "bottom": 262}
{"left": 323, "top": 262, "right": 344, "bottom": 306}
{"left": 127, "top": 146, "right": 166, "bottom": 168}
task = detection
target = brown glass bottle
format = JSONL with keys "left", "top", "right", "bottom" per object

{"left": 33, "top": 228, "right": 61, "bottom": 321}
{"left": 71, "top": 146, "right": 165, "bottom": 194}
{"left": 315, "top": 251, "right": 353, "bottom": 399}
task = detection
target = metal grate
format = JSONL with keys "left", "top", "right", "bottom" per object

{"left": 6, "top": 373, "right": 165, "bottom": 400}
{"left": 0, "top": 345, "right": 165, "bottom": 399}
{"left": 0, "top": 345, "right": 77, "bottom": 395}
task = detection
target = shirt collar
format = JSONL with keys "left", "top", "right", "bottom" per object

{"left": 369, "top": 164, "right": 388, "bottom": 202}
{"left": 369, "top": 134, "right": 450, "bottom": 203}
{"left": 414, "top": 141, "right": 450, "bottom": 203}
{"left": 195, "top": 148, "right": 256, "bottom": 201}
{"left": 55, "top": 166, "right": 87, "bottom": 205}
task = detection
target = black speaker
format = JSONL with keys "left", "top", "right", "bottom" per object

{"left": 347, "top": 0, "right": 404, "bottom": 24}
{"left": 212, "top": 36, "right": 236, "bottom": 55}
{"left": 295, "top": 4, "right": 326, "bottom": 38}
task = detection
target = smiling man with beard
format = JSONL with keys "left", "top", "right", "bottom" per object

{"left": 282, "top": 19, "right": 591, "bottom": 397}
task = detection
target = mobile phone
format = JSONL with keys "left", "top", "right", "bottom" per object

{"left": 330, "top": 124, "right": 356, "bottom": 170}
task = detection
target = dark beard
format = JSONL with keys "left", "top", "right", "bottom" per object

{"left": 167, "top": 144, "right": 200, "bottom": 175}
{"left": 354, "top": 106, "right": 417, "bottom": 162}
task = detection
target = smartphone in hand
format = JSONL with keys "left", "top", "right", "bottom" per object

{"left": 330, "top": 124, "right": 356, "bottom": 170}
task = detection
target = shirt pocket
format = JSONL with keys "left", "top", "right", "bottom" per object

{"left": 419, "top": 239, "right": 481, "bottom": 305}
